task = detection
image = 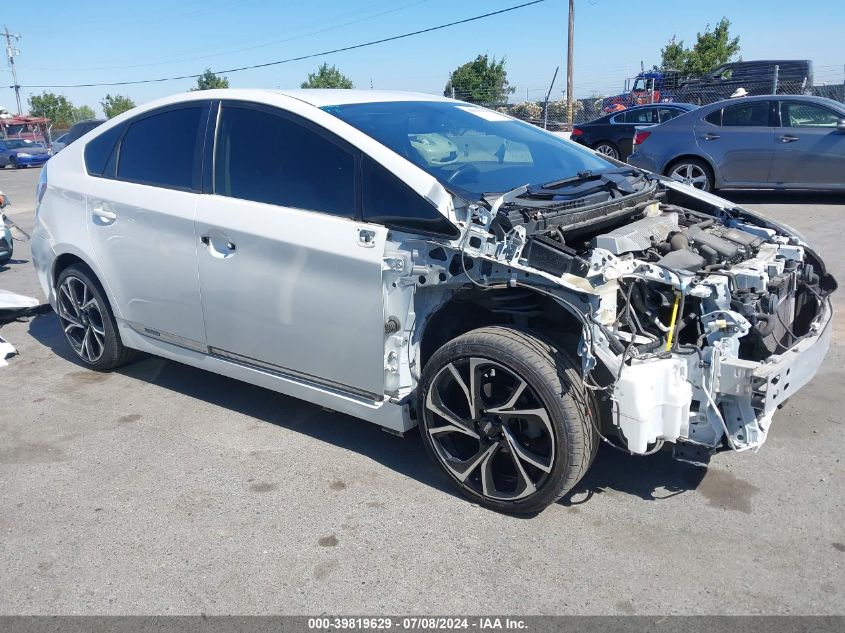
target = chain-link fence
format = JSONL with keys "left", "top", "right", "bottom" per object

{"left": 449, "top": 63, "right": 845, "bottom": 131}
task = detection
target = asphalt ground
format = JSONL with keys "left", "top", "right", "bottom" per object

{"left": 0, "top": 166, "right": 843, "bottom": 614}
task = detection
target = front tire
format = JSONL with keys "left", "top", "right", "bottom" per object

{"left": 56, "top": 264, "right": 136, "bottom": 370}
{"left": 418, "top": 326, "right": 598, "bottom": 515}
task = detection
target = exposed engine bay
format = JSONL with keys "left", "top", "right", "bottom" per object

{"left": 384, "top": 170, "right": 836, "bottom": 462}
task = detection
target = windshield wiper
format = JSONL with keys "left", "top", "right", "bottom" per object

{"left": 538, "top": 166, "right": 642, "bottom": 191}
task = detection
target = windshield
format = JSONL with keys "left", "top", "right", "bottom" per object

{"left": 323, "top": 101, "right": 615, "bottom": 199}
{"left": 632, "top": 78, "right": 652, "bottom": 91}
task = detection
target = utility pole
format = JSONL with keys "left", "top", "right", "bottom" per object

{"left": 565, "top": 0, "right": 574, "bottom": 125}
{"left": 3, "top": 26, "right": 22, "bottom": 115}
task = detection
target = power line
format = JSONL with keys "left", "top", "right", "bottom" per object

{"left": 20, "top": 0, "right": 547, "bottom": 88}
{"left": 18, "top": 0, "right": 429, "bottom": 72}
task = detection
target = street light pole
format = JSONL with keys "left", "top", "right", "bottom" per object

{"left": 565, "top": 0, "right": 574, "bottom": 125}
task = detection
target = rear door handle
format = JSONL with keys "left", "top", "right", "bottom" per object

{"left": 703, "top": 132, "right": 720, "bottom": 140}
{"left": 201, "top": 234, "right": 236, "bottom": 255}
{"left": 779, "top": 135, "right": 800, "bottom": 143}
{"left": 92, "top": 204, "right": 116, "bottom": 222}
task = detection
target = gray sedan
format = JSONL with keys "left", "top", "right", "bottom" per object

{"left": 628, "top": 95, "right": 845, "bottom": 191}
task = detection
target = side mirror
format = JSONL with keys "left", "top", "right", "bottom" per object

{"left": 837, "top": 119, "right": 845, "bottom": 132}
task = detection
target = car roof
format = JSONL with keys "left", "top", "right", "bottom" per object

{"left": 701, "top": 94, "right": 845, "bottom": 111}
{"left": 275, "top": 89, "right": 454, "bottom": 107}
{"left": 581, "top": 102, "right": 697, "bottom": 125}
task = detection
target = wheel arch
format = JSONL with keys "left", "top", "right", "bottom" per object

{"left": 417, "top": 286, "right": 586, "bottom": 371}
{"left": 663, "top": 153, "right": 718, "bottom": 182}
{"left": 51, "top": 248, "right": 124, "bottom": 319}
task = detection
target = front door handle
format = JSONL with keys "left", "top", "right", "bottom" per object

{"left": 779, "top": 135, "right": 800, "bottom": 143}
{"left": 92, "top": 205, "right": 117, "bottom": 222}
{"left": 703, "top": 132, "right": 720, "bottom": 140}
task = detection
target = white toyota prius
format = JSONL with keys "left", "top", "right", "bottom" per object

{"left": 32, "top": 89, "right": 836, "bottom": 514}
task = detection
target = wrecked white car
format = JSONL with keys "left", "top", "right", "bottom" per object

{"left": 32, "top": 90, "right": 836, "bottom": 514}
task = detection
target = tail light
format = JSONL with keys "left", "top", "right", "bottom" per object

{"left": 571, "top": 127, "right": 583, "bottom": 136}
{"left": 633, "top": 131, "right": 651, "bottom": 146}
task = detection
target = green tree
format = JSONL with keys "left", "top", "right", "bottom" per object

{"left": 444, "top": 54, "right": 514, "bottom": 106}
{"left": 300, "top": 63, "right": 353, "bottom": 89}
{"left": 658, "top": 36, "right": 687, "bottom": 71}
{"left": 72, "top": 105, "right": 96, "bottom": 122}
{"left": 100, "top": 94, "right": 136, "bottom": 118}
{"left": 192, "top": 68, "right": 230, "bottom": 91}
{"left": 28, "top": 92, "right": 74, "bottom": 127}
{"left": 658, "top": 18, "right": 740, "bottom": 76}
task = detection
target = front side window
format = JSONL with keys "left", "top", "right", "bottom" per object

{"left": 117, "top": 106, "right": 204, "bottom": 190}
{"left": 781, "top": 101, "right": 841, "bottom": 127}
{"left": 721, "top": 102, "right": 770, "bottom": 127}
{"left": 324, "top": 101, "right": 614, "bottom": 200}
{"left": 214, "top": 104, "right": 355, "bottom": 218}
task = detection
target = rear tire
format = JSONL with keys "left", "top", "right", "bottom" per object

{"left": 418, "top": 326, "right": 598, "bottom": 515}
{"left": 593, "top": 141, "right": 620, "bottom": 160}
{"left": 666, "top": 158, "right": 714, "bottom": 192}
{"left": 56, "top": 264, "right": 136, "bottom": 370}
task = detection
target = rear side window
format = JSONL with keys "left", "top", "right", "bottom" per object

{"left": 362, "top": 157, "right": 458, "bottom": 238}
{"left": 117, "top": 106, "right": 204, "bottom": 190}
{"left": 214, "top": 104, "right": 355, "bottom": 218}
{"left": 623, "top": 108, "right": 657, "bottom": 124}
{"left": 84, "top": 123, "right": 125, "bottom": 177}
{"left": 721, "top": 101, "right": 771, "bottom": 127}
{"left": 704, "top": 110, "right": 722, "bottom": 126}
{"left": 658, "top": 107, "right": 684, "bottom": 122}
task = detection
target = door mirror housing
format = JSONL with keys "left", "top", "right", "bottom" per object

{"left": 837, "top": 118, "right": 845, "bottom": 132}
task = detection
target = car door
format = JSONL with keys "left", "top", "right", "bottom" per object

{"left": 194, "top": 101, "right": 388, "bottom": 399}
{"left": 85, "top": 102, "right": 211, "bottom": 350}
{"left": 694, "top": 100, "right": 775, "bottom": 185}
{"left": 768, "top": 99, "right": 845, "bottom": 187}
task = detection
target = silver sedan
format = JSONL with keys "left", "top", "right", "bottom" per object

{"left": 628, "top": 95, "right": 845, "bottom": 191}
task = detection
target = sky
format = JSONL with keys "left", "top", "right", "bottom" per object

{"left": 2, "top": 0, "right": 843, "bottom": 117}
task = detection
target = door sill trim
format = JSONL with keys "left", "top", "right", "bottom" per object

{"left": 209, "top": 347, "right": 383, "bottom": 405}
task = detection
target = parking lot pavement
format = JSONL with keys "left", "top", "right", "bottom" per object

{"left": 0, "top": 166, "right": 843, "bottom": 615}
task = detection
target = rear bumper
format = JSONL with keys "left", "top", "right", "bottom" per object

{"left": 627, "top": 151, "right": 661, "bottom": 173}
{"left": 30, "top": 233, "right": 57, "bottom": 308}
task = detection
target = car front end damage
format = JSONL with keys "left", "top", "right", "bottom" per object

{"left": 391, "top": 171, "right": 835, "bottom": 462}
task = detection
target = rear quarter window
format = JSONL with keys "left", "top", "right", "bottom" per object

{"left": 84, "top": 123, "right": 125, "bottom": 177}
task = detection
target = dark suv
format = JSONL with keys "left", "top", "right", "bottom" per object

{"left": 674, "top": 60, "right": 813, "bottom": 105}
{"left": 64, "top": 119, "right": 107, "bottom": 146}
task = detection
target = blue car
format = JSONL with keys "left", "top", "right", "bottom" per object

{"left": 0, "top": 139, "right": 50, "bottom": 168}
